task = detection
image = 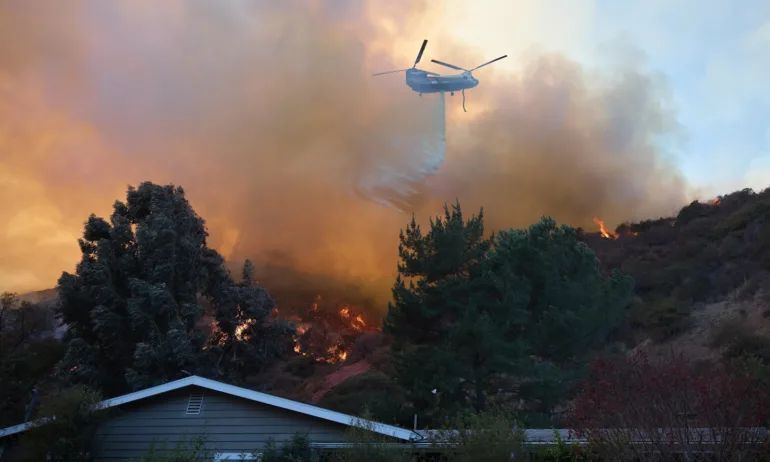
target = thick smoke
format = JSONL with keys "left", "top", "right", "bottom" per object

{"left": 0, "top": 1, "right": 689, "bottom": 310}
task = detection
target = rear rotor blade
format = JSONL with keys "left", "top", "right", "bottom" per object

{"left": 414, "top": 40, "right": 428, "bottom": 67}
{"left": 372, "top": 69, "right": 408, "bottom": 76}
{"left": 471, "top": 55, "right": 508, "bottom": 71}
{"left": 430, "top": 59, "right": 466, "bottom": 72}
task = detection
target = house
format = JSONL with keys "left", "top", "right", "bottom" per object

{"left": 0, "top": 375, "right": 423, "bottom": 461}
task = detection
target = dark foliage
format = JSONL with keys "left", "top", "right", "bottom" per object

{"left": 0, "top": 292, "right": 66, "bottom": 427}
{"left": 385, "top": 203, "right": 634, "bottom": 425}
{"left": 55, "top": 182, "right": 292, "bottom": 395}
{"left": 587, "top": 187, "right": 770, "bottom": 341}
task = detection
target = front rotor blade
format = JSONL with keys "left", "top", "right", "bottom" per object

{"left": 414, "top": 40, "right": 428, "bottom": 67}
{"left": 372, "top": 69, "right": 408, "bottom": 76}
{"left": 471, "top": 55, "right": 508, "bottom": 71}
{"left": 430, "top": 59, "right": 466, "bottom": 72}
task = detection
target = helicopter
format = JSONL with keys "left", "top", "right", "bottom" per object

{"left": 372, "top": 39, "right": 507, "bottom": 112}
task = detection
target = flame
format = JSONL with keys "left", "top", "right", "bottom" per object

{"left": 710, "top": 197, "right": 721, "bottom": 205}
{"left": 311, "top": 294, "right": 321, "bottom": 312}
{"left": 339, "top": 306, "right": 350, "bottom": 319}
{"left": 593, "top": 217, "right": 616, "bottom": 239}
{"left": 235, "top": 319, "right": 256, "bottom": 341}
{"left": 326, "top": 344, "right": 348, "bottom": 362}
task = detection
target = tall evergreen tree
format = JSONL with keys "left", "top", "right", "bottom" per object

{"left": 384, "top": 202, "right": 496, "bottom": 421}
{"left": 385, "top": 205, "right": 634, "bottom": 424}
{"left": 56, "top": 182, "right": 292, "bottom": 394}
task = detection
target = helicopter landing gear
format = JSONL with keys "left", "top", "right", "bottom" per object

{"left": 450, "top": 91, "right": 455, "bottom": 96}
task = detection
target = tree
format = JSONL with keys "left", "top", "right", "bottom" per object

{"left": 384, "top": 202, "right": 495, "bottom": 423}
{"left": 56, "top": 182, "right": 292, "bottom": 395}
{"left": 385, "top": 206, "right": 634, "bottom": 425}
{"left": 0, "top": 292, "right": 65, "bottom": 427}
{"left": 482, "top": 217, "right": 634, "bottom": 417}
{"left": 568, "top": 350, "right": 770, "bottom": 461}
{"left": 203, "top": 259, "right": 295, "bottom": 383}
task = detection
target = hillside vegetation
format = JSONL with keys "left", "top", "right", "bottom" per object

{"left": 3, "top": 183, "right": 770, "bottom": 442}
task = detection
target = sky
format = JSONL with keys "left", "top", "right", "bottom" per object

{"left": 441, "top": 0, "right": 770, "bottom": 194}
{"left": 0, "top": 0, "right": 768, "bottom": 300}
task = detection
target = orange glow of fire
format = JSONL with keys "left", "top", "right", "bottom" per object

{"left": 326, "top": 345, "right": 348, "bottom": 362}
{"left": 710, "top": 197, "right": 721, "bottom": 205}
{"left": 593, "top": 217, "right": 616, "bottom": 239}
{"left": 235, "top": 319, "right": 256, "bottom": 341}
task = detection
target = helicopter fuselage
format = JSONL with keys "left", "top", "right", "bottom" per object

{"left": 405, "top": 69, "right": 478, "bottom": 94}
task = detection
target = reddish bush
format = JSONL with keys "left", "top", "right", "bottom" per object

{"left": 567, "top": 349, "right": 770, "bottom": 461}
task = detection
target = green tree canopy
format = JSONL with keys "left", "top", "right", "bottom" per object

{"left": 384, "top": 204, "right": 634, "bottom": 425}
{"left": 56, "top": 182, "right": 292, "bottom": 395}
{"left": 483, "top": 217, "right": 634, "bottom": 417}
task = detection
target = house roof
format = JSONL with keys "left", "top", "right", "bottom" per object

{"left": 0, "top": 375, "right": 421, "bottom": 442}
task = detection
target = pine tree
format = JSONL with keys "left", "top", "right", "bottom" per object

{"left": 384, "top": 206, "right": 635, "bottom": 424}
{"left": 384, "top": 202, "right": 497, "bottom": 421}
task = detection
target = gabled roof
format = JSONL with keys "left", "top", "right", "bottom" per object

{"left": 0, "top": 375, "right": 421, "bottom": 442}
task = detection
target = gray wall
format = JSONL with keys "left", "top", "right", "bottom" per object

{"left": 93, "top": 386, "right": 349, "bottom": 461}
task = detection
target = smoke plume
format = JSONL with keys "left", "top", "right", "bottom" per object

{"left": 0, "top": 1, "right": 689, "bottom": 310}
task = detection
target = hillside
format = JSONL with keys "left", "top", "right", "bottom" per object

{"left": 7, "top": 186, "right": 770, "bottom": 431}
{"left": 584, "top": 188, "right": 770, "bottom": 344}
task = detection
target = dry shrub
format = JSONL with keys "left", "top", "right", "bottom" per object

{"left": 567, "top": 349, "right": 770, "bottom": 461}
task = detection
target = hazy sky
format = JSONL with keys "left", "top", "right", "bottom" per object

{"left": 0, "top": 0, "right": 767, "bottom": 296}
{"left": 443, "top": 0, "right": 770, "bottom": 194}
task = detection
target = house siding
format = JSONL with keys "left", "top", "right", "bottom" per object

{"left": 92, "top": 386, "right": 348, "bottom": 461}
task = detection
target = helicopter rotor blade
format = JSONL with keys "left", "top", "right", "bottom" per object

{"left": 372, "top": 69, "right": 409, "bottom": 76}
{"left": 470, "top": 55, "right": 508, "bottom": 72}
{"left": 430, "top": 59, "right": 466, "bottom": 72}
{"left": 425, "top": 71, "right": 440, "bottom": 76}
{"left": 413, "top": 40, "right": 428, "bottom": 67}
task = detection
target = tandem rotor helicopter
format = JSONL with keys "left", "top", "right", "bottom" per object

{"left": 372, "top": 39, "right": 507, "bottom": 112}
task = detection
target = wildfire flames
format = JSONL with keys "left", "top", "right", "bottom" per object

{"left": 593, "top": 217, "right": 617, "bottom": 239}
{"left": 288, "top": 296, "right": 373, "bottom": 364}
{"left": 235, "top": 319, "right": 256, "bottom": 341}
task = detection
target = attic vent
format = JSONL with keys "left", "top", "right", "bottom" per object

{"left": 186, "top": 392, "right": 204, "bottom": 415}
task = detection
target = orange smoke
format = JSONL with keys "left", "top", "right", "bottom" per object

{"left": 1, "top": 1, "right": 690, "bottom": 302}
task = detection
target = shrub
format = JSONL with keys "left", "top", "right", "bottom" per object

{"left": 330, "top": 409, "right": 414, "bottom": 462}
{"left": 531, "top": 429, "right": 601, "bottom": 462}
{"left": 567, "top": 349, "right": 770, "bottom": 461}
{"left": 711, "top": 319, "right": 770, "bottom": 364}
{"left": 429, "top": 408, "right": 525, "bottom": 462}
{"left": 20, "top": 385, "right": 110, "bottom": 462}
{"left": 262, "top": 434, "right": 320, "bottom": 462}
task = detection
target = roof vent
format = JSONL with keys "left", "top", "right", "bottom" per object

{"left": 186, "top": 392, "right": 204, "bottom": 415}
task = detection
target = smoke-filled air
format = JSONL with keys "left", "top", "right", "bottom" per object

{"left": 0, "top": 0, "right": 690, "bottom": 310}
